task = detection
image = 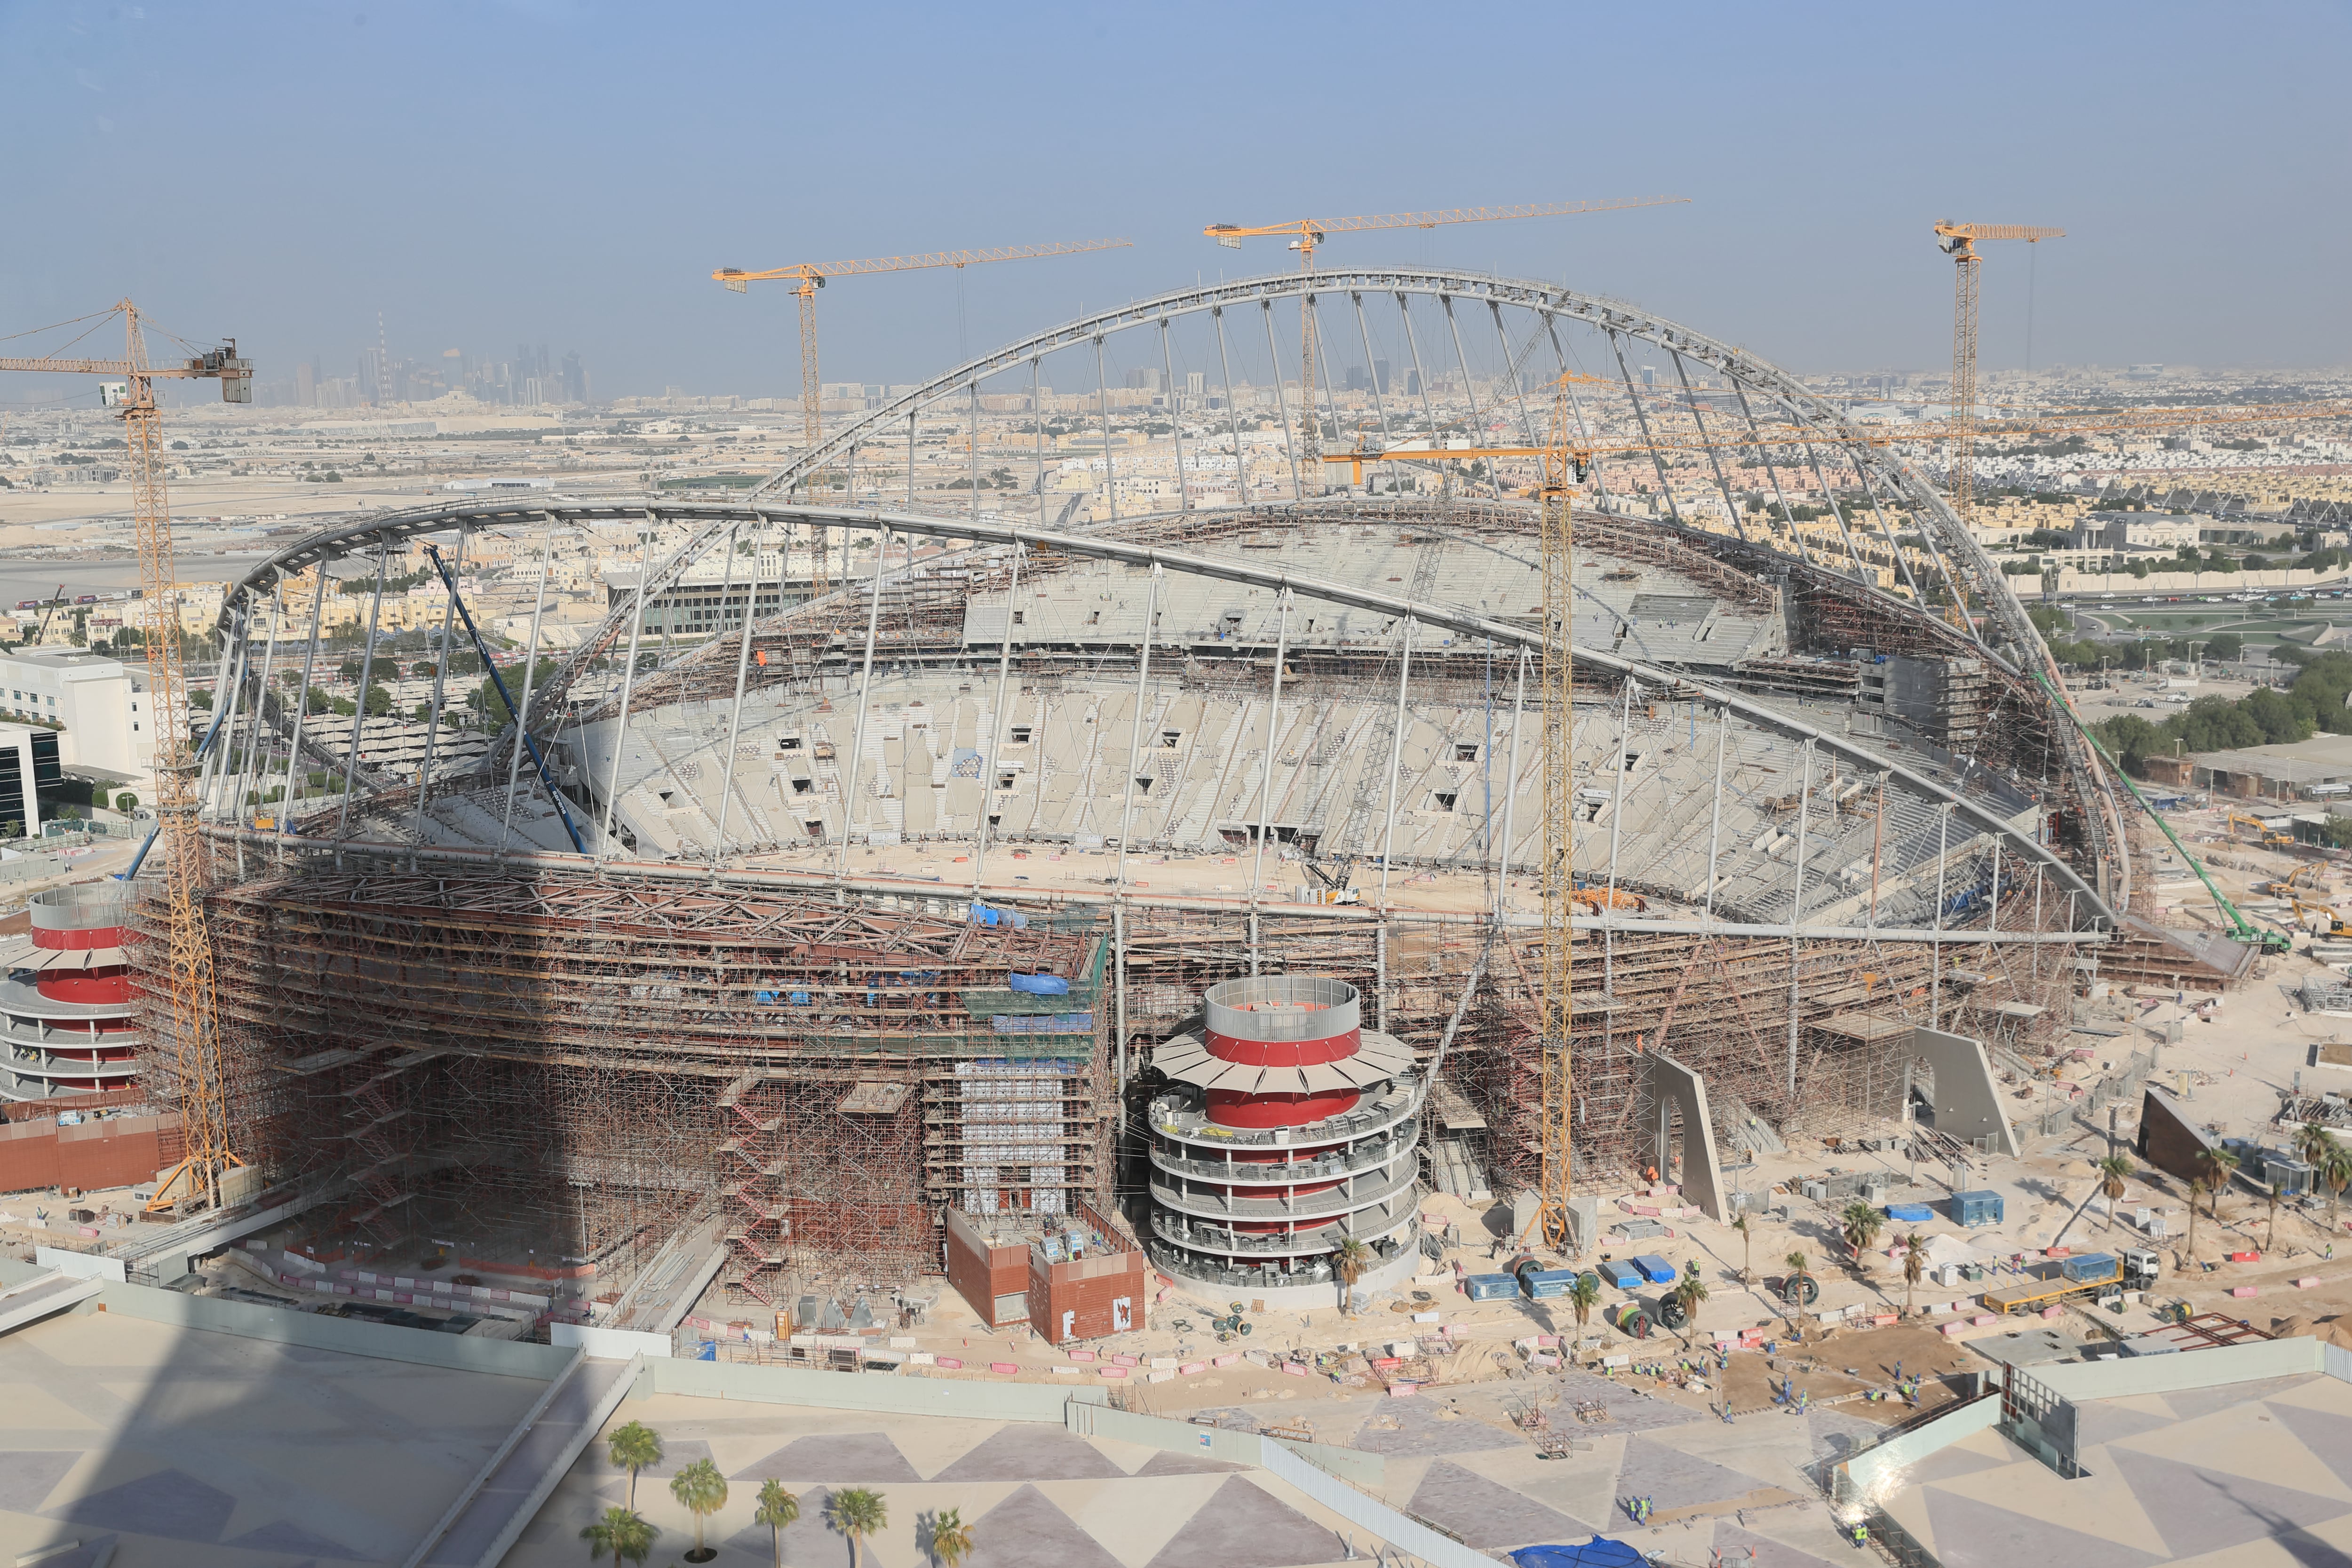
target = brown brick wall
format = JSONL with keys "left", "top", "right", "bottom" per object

{"left": 1028, "top": 1249, "right": 1147, "bottom": 1344}
{"left": 0, "top": 1112, "right": 175, "bottom": 1194}
{"left": 942, "top": 1207, "right": 1032, "bottom": 1328}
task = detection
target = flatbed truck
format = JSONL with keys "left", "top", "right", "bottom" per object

{"left": 1980, "top": 1250, "right": 2159, "bottom": 1314}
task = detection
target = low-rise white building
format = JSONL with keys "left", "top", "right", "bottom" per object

{"left": 0, "top": 650, "right": 153, "bottom": 795}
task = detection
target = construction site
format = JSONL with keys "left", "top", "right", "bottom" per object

{"left": 6, "top": 261, "right": 2265, "bottom": 1335}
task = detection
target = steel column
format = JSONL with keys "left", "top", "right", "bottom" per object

{"left": 1114, "top": 563, "right": 1162, "bottom": 891}
{"left": 835, "top": 524, "right": 893, "bottom": 884}
{"left": 1376, "top": 617, "right": 1415, "bottom": 910}
{"left": 498, "top": 531, "right": 556, "bottom": 853}
{"left": 971, "top": 533, "right": 1023, "bottom": 897}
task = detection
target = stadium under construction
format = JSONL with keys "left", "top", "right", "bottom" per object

{"left": 146, "top": 270, "right": 2238, "bottom": 1316}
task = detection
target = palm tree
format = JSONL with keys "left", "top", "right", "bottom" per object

{"left": 581, "top": 1506, "right": 658, "bottom": 1568}
{"left": 2325, "top": 1142, "right": 2352, "bottom": 1229}
{"left": 754, "top": 1480, "right": 799, "bottom": 1568}
{"left": 1732, "top": 1213, "right": 1753, "bottom": 1284}
{"left": 1783, "top": 1250, "right": 1813, "bottom": 1319}
{"left": 1334, "top": 1238, "right": 1370, "bottom": 1315}
{"left": 930, "top": 1505, "right": 975, "bottom": 1568}
{"left": 607, "top": 1422, "right": 663, "bottom": 1512}
{"left": 1841, "top": 1200, "right": 1885, "bottom": 1263}
{"left": 1670, "top": 1259, "right": 1710, "bottom": 1329}
{"left": 1901, "top": 1232, "right": 1927, "bottom": 1318}
{"left": 2204, "top": 1146, "right": 2241, "bottom": 1221}
{"left": 2298, "top": 1122, "right": 2337, "bottom": 1175}
{"left": 1566, "top": 1271, "right": 1602, "bottom": 1332}
{"left": 670, "top": 1457, "right": 728, "bottom": 1563}
{"left": 2187, "top": 1172, "right": 2207, "bottom": 1260}
{"left": 2096, "top": 1154, "right": 2135, "bottom": 1234}
{"left": 830, "top": 1487, "right": 889, "bottom": 1568}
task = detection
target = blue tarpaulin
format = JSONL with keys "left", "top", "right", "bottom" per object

{"left": 1007, "top": 971, "right": 1068, "bottom": 995}
{"left": 1511, "top": 1541, "right": 1646, "bottom": 1568}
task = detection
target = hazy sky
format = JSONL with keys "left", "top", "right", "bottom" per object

{"left": 4, "top": 0, "right": 2346, "bottom": 402}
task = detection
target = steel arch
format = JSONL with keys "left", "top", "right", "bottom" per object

{"left": 209, "top": 268, "right": 2121, "bottom": 903}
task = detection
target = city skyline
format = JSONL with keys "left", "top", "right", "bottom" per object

{"left": 2, "top": 1, "right": 2345, "bottom": 405}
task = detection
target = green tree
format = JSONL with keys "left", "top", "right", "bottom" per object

{"left": 190, "top": 688, "right": 214, "bottom": 710}
{"left": 930, "top": 1505, "right": 975, "bottom": 1568}
{"left": 1901, "top": 1232, "right": 1927, "bottom": 1317}
{"left": 1840, "top": 1200, "right": 1885, "bottom": 1261}
{"left": 580, "top": 1506, "right": 658, "bottom": 1568}
{"left": 669, "top": 1457, "right": 727, "bottom": 1561}
{"left": 754, "top": 1480, "right": 799, "bottom": 1568}
{"left": 1566, "top": 1270, "right": 1602, "bottom": 1331}
{"left": 607, "top": 1421, "right": 662, "bottom": 1510}
{"left": 829, "top": 1488, "right": 889, "bottom": 1568}
{"left": 111, "top": 793, "right": 135, "bottom": 812}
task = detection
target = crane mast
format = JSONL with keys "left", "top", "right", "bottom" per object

{"left": 1533, "top": 373, "right": 1593, "bottom": 1252}
{"left": 1205, "top": 198, "right": 1688, "bottom": 497}
{"left": 715, "top": 238, "right": 1132, "bottom": 592}
{"left": 1935, "top": 221, "right": 2064, "bottom": 526}
{"left": 0, "top": 301, "right": 250, "bottom": 1212}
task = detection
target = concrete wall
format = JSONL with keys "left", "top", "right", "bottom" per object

{"left": 2138, "top": 1085, "right": 2220, "bottom": 1187}
{"left": 1837, "top": 1392, "right": 2004, "bottom": 1503}
{"left": 551, "top": 1322, "right": 671, "bottom": 1360}
{"left": 2031, "top": 1336, "right": 2321, "bottom": 1402}
{"left": 1911, "top": 1027, "right": 2020, "bottom": 1157}
{"left": 650, "top": 1353, "right": 1106, "bottom": 1421}
{"left": 1641, "top": 1051, "right": 1727, "bottom": 1221}
{"left": 92, "top": 1279, "right": 577, "bottom": 1380}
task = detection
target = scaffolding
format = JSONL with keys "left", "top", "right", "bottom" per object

{"left": 182, "top": 859, "right": 1112, "bottom": 1292}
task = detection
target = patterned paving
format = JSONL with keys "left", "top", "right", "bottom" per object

{"left": 1879, "top": 1372, "right": 2352, "bottom": 1568}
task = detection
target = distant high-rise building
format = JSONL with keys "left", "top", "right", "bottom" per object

{"left": 561, "top": 351, "right": 586, "bottom": 404}
{"left": 1374, "top": 358, "right": 1391, "bottom": 395}
{"left": 1123, "top": 366, "right": 1166, "bottom": 393}
{"left": 1185, "top": 371, "right": 1205, "bottom": 399}
{"left": 358, "top": 345, "right": 387, "bottom": 406}
{"left": 1402, "top": 368, "right": 1420, "bottom": 398}
{"left": 1640, "top": 365, "right": 1658, "bottom": 389}
{"left": 295, "top": 360, "right": 318, "bottom": 406}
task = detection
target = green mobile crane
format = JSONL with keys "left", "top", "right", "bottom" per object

{"left": 2034, "top": 670, "right": 2290, "bottom": 954}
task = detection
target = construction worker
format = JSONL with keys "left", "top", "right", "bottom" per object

{"left": 1851, "top": 1520, "right": 1869, "bottom": 1549}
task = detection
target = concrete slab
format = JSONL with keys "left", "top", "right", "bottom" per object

{"left": 728, "top": 1431, "right": 923, "bottom": 1483}
{"left": 1404, "top": 1457, "right": 1597, "bottom": 1549}
{"left": 1139, "top": 1474, "right": 1343, "bottom": 1568}
{"left": 928, "top": 1424, "right": 1129, "bottom": 1481}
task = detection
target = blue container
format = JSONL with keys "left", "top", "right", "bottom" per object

{"left": 1463, "top": 1273, "right": 1519, "bottom": 1302}
{"left": 1603, "top": 1258, "right": 1644, "bottom": 1290}
{"left": 1886, "top": 1202, "right": 1935, "bottom": 1224}
{"left": 1522, "top": 1267, "right": 1579, "bottom": 1299}
{"left": 1632, "top": 1254, "right": 1678, "bottom": 1285}
{"left": 1952, "top": 1190, "right": 2004, "bottom": 1227}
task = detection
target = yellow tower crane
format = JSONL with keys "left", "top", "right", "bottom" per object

{"left": 1934, "top": 221, "right": 2064, "bottom": 524}
{"left": 1533, "top": 370, "right": 1604, "bottom": 1253}
{"left": 714, "top": 238, "right": 1132, "bottom": 590}
{"left": 1203, "top": 199, "right": 1689, "bottom": 486}
{"left": 0, "top": 301, "right": 251, "bottom": 1212}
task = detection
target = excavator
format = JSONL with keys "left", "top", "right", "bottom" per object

{"left": 2226, "top": 811, "right": 2296, "bottom": 852}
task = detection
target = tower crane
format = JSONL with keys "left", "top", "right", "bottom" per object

{"left": 1532, "top": 370, "right": 1591, "bottom": 1254}
{"left": 1204, "top": 198, "right": 1688, "bottom": 488}
{"left": 1935, "top": 221, "right": 2064, "bottom": 524}
{"left": 714, "top": 238, "right": 1131, "bottom": 591}
{"left": 0, "top": 300, "right": 251, "bottom": 1212}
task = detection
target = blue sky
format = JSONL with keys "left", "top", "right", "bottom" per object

{"left": 3, "top": 0, "right": 2345, "bottom": 398}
